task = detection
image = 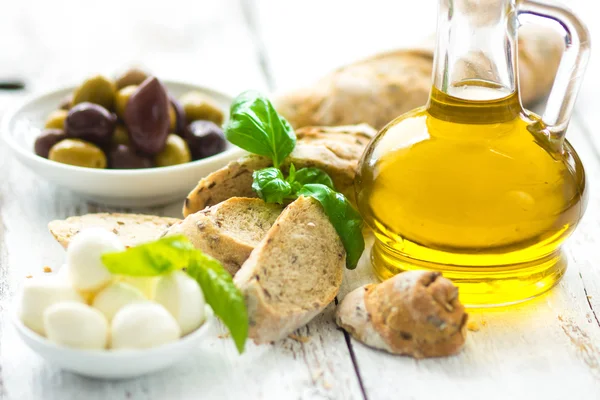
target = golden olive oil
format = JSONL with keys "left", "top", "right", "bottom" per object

{"left": 356, "top": 84, "right": 586, "bottom": 306}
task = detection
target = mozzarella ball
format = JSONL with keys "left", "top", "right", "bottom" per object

{"left": 111, "top": 303, "right": 180, "bottom": 349}
{"left": 66, "top": 228, "right": 124, "bottom": 292}
{"left": 19, "top": 276, "right": 84, "bottom": 335}
{"left": 44, "top": 302, "right": 109, "bottom": 349}
{"left": 92, "top": 282, "right": 146, "bottom": 321}
{"left": 155, "top": 271, "right": 205, "bottom": 335}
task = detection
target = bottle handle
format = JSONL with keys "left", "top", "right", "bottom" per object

{"left": 518, "top": 0, "right": 591, "bottom": 141}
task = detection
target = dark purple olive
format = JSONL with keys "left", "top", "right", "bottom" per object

{"left": 34, "top": 129, "right": 67, "bottom": 158}
{"left": 185, "top": 120, "right": 226, "bottom": 160}
{"left": 170, "top": 96, "right": 186, "bottom": 136}
{"left": 107, "top": 144, "right": 153, "bottom": 169}
{"left": 124, "top": 77, "right": 169, "bottom": 155}
{"left": 65, "top": 102, "right": 116, "bottom": 146}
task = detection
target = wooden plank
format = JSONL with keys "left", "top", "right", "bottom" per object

{"left": 0, "top": 0, "right": 363, "bottom": 398}
{"left": 0, "top": 161, "right": 363, "bottom": 399}
{"left": 337, "top": 119, "right": 600, "bottom": 400}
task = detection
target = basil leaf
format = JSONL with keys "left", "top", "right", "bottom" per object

{"left": 252, "top": 167, "right": 292, "bottom": 204}
{"left": 224, "top": 91, "right": 296, "bottom": 168}
{"left": 187, "top": 252, "right": 248, "bottom": 353}
{"left": 297, "top": 184, "right": 365, "bottom": 269}
{"left": 101, "top": 235, "right": 195, "bottom": 276}
{"left": 103, "top": 235, "right": 249, "bottom": 353}
{"left": 286, "top": 163, "right": 297, "bottom": 184}
{"left": 294, "top": 168, "right": 335, "bottom": 190}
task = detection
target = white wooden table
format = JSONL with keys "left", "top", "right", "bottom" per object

{"left": 1, "top": 1, "right": 599, "bottom": 398}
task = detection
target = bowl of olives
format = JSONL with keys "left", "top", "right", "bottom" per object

{"left": 1, "top": 70, "right": 245, "bottom": 207}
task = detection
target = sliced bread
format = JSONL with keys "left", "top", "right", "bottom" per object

{"left": 49, "top": 213, "right": 180, "bottom": 249}
{"left": 183, "top": 124, "right": 376, "bottom": 216}
{"left": 165, "top": 197, "right": 283, "bottom": 275}
{"left": 234, "top": 196, "right": 345, "bottom": 343}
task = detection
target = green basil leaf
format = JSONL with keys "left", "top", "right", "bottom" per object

{"left": 101, "top": 235, "right": 195, "bottom": 276}
{"left": 224, "top": 91, "right": 296, "bottom": 168}
{"left": 297, "top": 184, "right": 365, "bottom": 269}
{"left": 286, "top": 163, "right": 297, "bottom": 184}
{"left": 252, "top": 167, "right": 293, "bottom": 204}
{"left": 294, "top": 168, "right": 335, "bottom": 190}
{"left": 103, "top": 235, "right": 249, "bottom": 353}
{"left": 187, "top": 252, "right": 248, "bottom": 353}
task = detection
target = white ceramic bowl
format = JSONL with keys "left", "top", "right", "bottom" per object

{"left": 1, "top": 81, "right": 245, "bottom": 207}
{"left": 13, "top": 306, "right": 214, "bottom": 379}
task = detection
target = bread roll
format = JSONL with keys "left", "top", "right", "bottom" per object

{"left": 336, "top": 271, "right": 468, "bottom": 358}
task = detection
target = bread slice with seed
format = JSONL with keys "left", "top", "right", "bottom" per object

{"left": 234, "top": 196, "right": 345, "bottom": 343}
{"left": 164, "top": 197, "right": 283, "bottom": 275}
{"left": 336, "top": 271, "right": 468, "bottom": 358}
{"left": 183, "top": 124, "right": 376, "bottom": 216}
{"left": 49, "top": 213, "right": 180, "bottom": 249}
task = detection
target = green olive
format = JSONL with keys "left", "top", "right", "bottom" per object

{"left": 59, "top": 94, "right": 73, "bottom": 110}
{"left": 113, "top": 125, "right": 130, "bottom": 145}
{"left": 72, "top": 75, "right": 116, "bottom": 110}
{"left": 115, "top": 85, "right": 138, "bottom": 119}
{"left": 48, "top": 139, "right": 107, "bottom": 169}
{"left": 179, "top": 91, "right": 224, "bottom": 125}
{"left": 168, "top": 103, "right": 177, "bottom": 132}
{"left": 44, "top": 109, "right": 68, "bottom": 129}
{"left": 115, "top": 68, "right": 148, "bottom": 90}
{"left": 154, "top": 134, "right": 191, "bottom": 167}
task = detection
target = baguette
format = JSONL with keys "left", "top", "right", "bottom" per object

{"left": 234, "top": 196, "right": 344, "bottom": 343}
{"left": 183, "top": 124, "right": 375, "bottom": 216}
{"left": 275, "top": 25, "right": 563, "bottom": 130}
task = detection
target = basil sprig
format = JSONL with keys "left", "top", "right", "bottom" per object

{"left": 224, "top": 91, "right": 365, "bottom": 269}
{"left": 224, "top": 90, "right": 296, "bottom": 168}
{"left": 102, "top": 236, "right": 248, "bottom": 353}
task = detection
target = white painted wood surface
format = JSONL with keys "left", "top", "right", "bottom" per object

{"left": 0, "top": 0, "right": 599, "bottom": 399}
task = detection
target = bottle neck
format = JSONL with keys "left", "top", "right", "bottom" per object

{"left": 430, "top": 0, "right": 519, "bottom": 101}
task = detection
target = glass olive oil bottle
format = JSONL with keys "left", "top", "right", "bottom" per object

{"left": 356, "top": 0, "right": 590, "bottom": 306}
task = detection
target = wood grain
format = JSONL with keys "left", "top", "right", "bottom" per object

{"left": 0, "top": 0, "right": 599, "bottom": 398}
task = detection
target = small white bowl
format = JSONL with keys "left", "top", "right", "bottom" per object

{"left": 1, "top": 81, "right": 245, "bottom": 207}
{"left": 13, "top": 306, "right": 214, "bottom": 380}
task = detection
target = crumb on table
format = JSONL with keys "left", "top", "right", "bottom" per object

{"left": 43, "top": 266, "right": 52, "bottom": 273}
{"left": 467, "top": 321, "right": 480, "bottom": 332}
{"left": 288, "top": 333, "right": 310, "bottom": 343}
{"left": 25, "top": 275, "right": 33, "bottom": 279}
